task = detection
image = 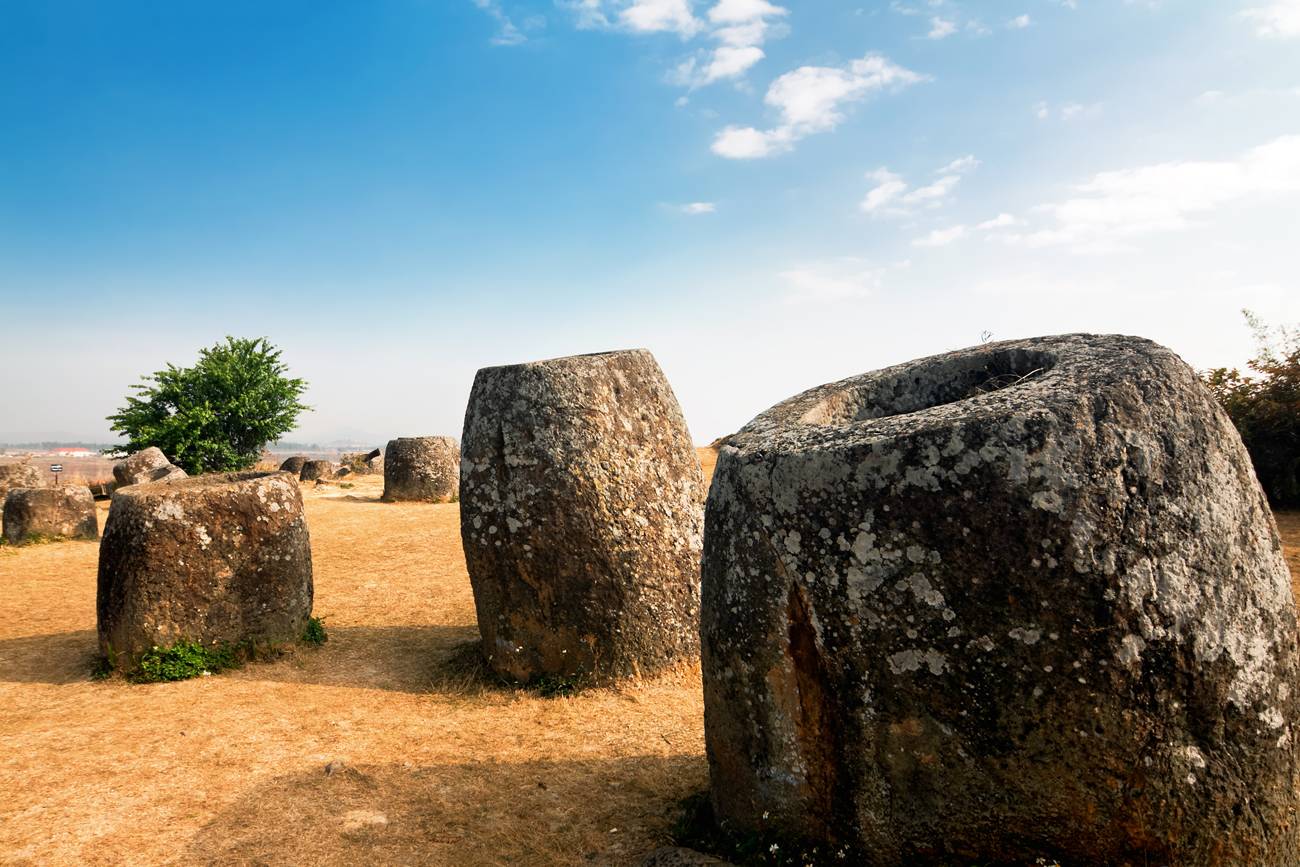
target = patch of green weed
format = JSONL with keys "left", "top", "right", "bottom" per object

{"left": 302, "top": 616, "right": 328, "bottom": 645}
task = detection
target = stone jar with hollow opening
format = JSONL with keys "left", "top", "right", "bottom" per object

{"left": 701, "top": 333, "right": 1300, "bottom": 866}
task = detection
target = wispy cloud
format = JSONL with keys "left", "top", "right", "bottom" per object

{"left": 680, "top": 201, "right": 717, "bottom": 214}
{"left": 712, "top": 54, "right": 926, "bottom": 159}
{"left": 671, "top": 0, "right": 789, "bottom": 89}
{"left": 912, "top": 225, "right": 967, "bottom": 247}
{"left": 999, "top": 135, "right": 1300, "bottom": 251}
{"left": 1242, "top": 0, "right": 1300, "bottom": 38}
{"left": 471, "top": 0, "right": 542, "bottom": 45}
{"left": 779, "top": 257, "right": 893, "bottom": 303}
{"left": 1034, "top": 100, "right": 1102, "bottom": 121}
{"left": 1008, "top": 14, "right": 1031, "bottom": 29}
{"left": 860, "top": 155, "right": 979, "bottom": 215}
{"left": 927, "top": 17, "right": 957, "bottom": 39}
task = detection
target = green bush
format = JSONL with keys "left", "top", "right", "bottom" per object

{"left": 1204, "top": 312, "right": 1300, "bottom": 508}
{"left": 106, "top": 336, "right": 310, "bottom": 475}
{"left": 130, "top": 640, "right": 238, "bottom": 683}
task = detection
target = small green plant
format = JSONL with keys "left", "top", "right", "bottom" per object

{"left": 302, "top": 616, "right": 328, "bottom": 645}
{"left": 130, "top": 640, "right": 239, "bottom": 683}
{"left": 339, "top": 482, "right": 355, "bottom": 489}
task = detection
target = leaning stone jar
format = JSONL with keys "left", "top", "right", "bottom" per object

{"left": 701, "top": 334, "right": 1300, "bottom": 865}
{"left": 97, "top": 471, "right": 313, "bottom": 673}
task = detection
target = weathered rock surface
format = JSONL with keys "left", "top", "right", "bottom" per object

{"left": 701, "top": 334, "right": 1300, "bottom": 865}
{"left": 461, "top": 349, "right": 705, "bottom": 683}
{"left": 113, "top": 447, "right": 188, "bottom": 487}
{"left": 0, "top": 464, "right": 45, "bottom": 500}
{"left": 382, "top": 437, "right": 459, "bottom": 502}
{"left": 97, "top": 471, "right": 313, "bottom": 671}
{"left": 3, "top": 486, "right": 97, "bottom": 543}
{"left": 279, "top": 456, "right": 309, "bottom": 475}
{"left": 637, "top": 847, "right": 734, "bottom": 866}
{"left": 298, "top": 460, "right": 335, "bottom": 482}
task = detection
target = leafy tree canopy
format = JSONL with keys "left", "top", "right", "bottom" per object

{"left": 1203, "top": 312, "right": 1300, "bottom": 508}
{"left": 107, "top": 337, "right": 310, "bottom": 475}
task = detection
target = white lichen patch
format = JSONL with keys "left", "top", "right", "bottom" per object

{"left": 888, "top": 648, "right": 948, "bottom": 675}
{"left": 1008, "top": 627, "right": 1041, "bottom": 645}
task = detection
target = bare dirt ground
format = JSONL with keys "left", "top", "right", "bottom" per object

{"left": 0, "top": 451, "right": 721, "bottom": 866}
{"left": 1, "top": 448, "right": 1295, "bottom": 866}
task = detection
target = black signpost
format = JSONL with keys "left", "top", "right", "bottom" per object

{"left": 50, "top": 464, "right": 63, "bottom": 486}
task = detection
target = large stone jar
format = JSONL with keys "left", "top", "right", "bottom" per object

{"left": 461, "top": 349, "right": 706, "bottom": 683}
{"left": 97, "top": 471, "right": 313, "bottom": 673}
{"left": 701, "top": 334, "right": 1300, "bottom": 865}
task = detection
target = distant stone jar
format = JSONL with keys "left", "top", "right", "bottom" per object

{"left": 298, "top": 460, "right": 335, "bottom": 482}
{"left": 113, "top": 447, "right": 187, "bottom": 487}
{"left": 97, "top": 472, "right": 313, "bottom": 673}
{"left": 0, "top": 464, "right": 45, "bottom": 501}
{"left": 461, "top": 349, "right": 706, "bottom": 684}
{"left": 2, "top": 486, "right": 97, "bottom": 544}
{"left": 382, "top": 437, "right": 459, "bottom": 502}
{"left": 279, "top": 455, "right": 308, "bottom": 475}
{"left": 700, "top": 334, "right": 1300, "bottom": 866}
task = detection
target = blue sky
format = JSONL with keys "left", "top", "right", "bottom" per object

{"left": 1, "top": 0, "right": 1298, "bottom": 444}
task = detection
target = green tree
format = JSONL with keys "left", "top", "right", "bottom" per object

{"left": 107, "top": 337, "right": 310, "bottom": 475}
{"left": 1203, "top": 312, "right": 1300, "bottom": 508}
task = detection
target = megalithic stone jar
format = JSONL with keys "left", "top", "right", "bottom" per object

{"left": 382, "top": 436, "right": 459, "bottom": 502}
{"left": 700, "top": 334, "right": 1300, "bottom": 865}
{"left": 97, "top": 471, "right": 313, "bottom": 674}
{"left": 460, "top": 349, "right": 706, "bottom": 683}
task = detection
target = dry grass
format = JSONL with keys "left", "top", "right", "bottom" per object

{"left": 1, "top": 447, "right": 1293, "bottom": 866}
{"left": 1279, "top": 511, "right": 1300, "bottom": 601}
{"left": 0, "top": 449, "right": 722, "bottom": 866}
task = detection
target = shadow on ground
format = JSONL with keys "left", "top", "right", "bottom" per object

{"left": 0, "top": 624, "right": 481, "bottom": 693}
{"left": 183, "top": 754, "right": 705, "bottom": 866}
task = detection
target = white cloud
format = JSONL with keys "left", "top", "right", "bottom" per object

{"left": 680, "top": 201, "right": 717, "bottom": 214}
{"left": 472, "top": 0, "right": 538, "bottom": 45}
{"left": 936, "top": 154, "right": 980, "bottom": 174}
{"left": 1035, "top": 100, "right": 1101, "bottom": 121}
{"left": 1243, "top": 0, "right": 1300, "bottom": 38}
{"left": 860, "top": 156, "right": 976, "bottom": 215}
{"left": 779, "top": 258, "right": 885, "bottom": 302}
{"left": 621, "top": 0, "right": 701, "bottom": 35}
{"left": 976, "top": 213, "right": 1020, "bottom": 230}
{"left": 1004, "top": 135, "right": 1300, "bottom": 251}
{"left": 860, "top": 168, "right": 908, "bottom": 213}
{"left": 655, "top": 0, "right": 791, "bottom": 89}
{"left": 1008, "top": 14, "right": 1031, "bottom": 28}
{"left": 913, "top": 225, "right": 968, "bottom": 247}
{"left": 713, "top": 54, "right": 925, "bottom": 159}
{"left": 708, "top": 0, "right": 785, "bottom": 23}
{"left": 927, "top": 17, "right": 957, "bottom": 38}
{"left": 561, "top": 0, "right": 611, "bottom": 29}
{"left": 712, "top": 125, "right": 793, "bottom": 158}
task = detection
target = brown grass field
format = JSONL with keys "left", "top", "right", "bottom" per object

{"left": 0, "top": 447, "right": 1295, "bottom": 866}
